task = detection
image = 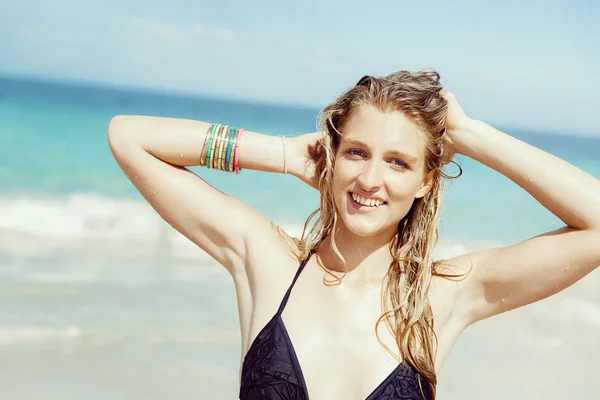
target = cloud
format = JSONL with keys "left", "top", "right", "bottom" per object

{"left": 127, "top": 17, "right": 239, "bottom": 43}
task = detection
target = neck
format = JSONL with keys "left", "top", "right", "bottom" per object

{"left": 317, "top": 223, "right": 396, "bottom": 288}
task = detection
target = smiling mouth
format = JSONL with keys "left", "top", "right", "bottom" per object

{"left": 349, "top": 192, "right": 387, "bottom": 208}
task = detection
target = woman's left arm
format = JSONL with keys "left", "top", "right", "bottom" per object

{"left": 441, "top": 93, "right": 600, "bottom": 326}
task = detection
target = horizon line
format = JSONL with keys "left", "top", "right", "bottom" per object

{"left": 1, "top": 72, "right": 598, "bottom": 140}
{"left": 0, "top": 71, "right": 322, "bottom": 112}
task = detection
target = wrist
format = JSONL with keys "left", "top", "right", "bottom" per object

{"left": 450, "top": 118, "right": 484, "bottom": 156}
{"left": 286, "top": 136, "right": 304, "bottom": 179}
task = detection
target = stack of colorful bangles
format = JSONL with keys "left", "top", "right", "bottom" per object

{"left": 200, "top": 124, "right": 243, "bottom": 174}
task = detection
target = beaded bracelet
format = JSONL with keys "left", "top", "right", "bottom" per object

{"left": 228, "top": 128, "right": 239, "bottom": 172}
{"left": 212, "top": 125, "right": 224, "bottom": 169}
{"left": 199, "top": 126, "right": 209, "bottom": 166}
{"left": 225, "top": 127, "right": 236, "bottom": 172}
{"left": 216, "top": 125, "right": 228, "bottom": 170}
{"left": 221, "top": 126, "right": 232, "bottom": 171}
{"left": 201, "top": 123, "right": 246, "bottom": 173}
{"left": 206, "top": 124, "right": 219, "bottom": 168}
{"left": 281, "top": 136, "right": 287, "bottom": 175}
{"left": 226, "top": 129, "right": 235, "bottom": 173}
{"left": 234, "top": 128, "right": 244, "bottom": 174}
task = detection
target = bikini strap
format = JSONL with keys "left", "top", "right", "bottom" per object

{"left": 275, "top": 248, "right": 316, "bottom": 316}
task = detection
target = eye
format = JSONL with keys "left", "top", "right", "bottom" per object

{"left": 391, "top": 159, "right": 408, "bottom": 169}
{"left": 346, "top": 148, "right": 366, "bottom": 158}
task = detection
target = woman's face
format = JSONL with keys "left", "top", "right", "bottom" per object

{"left": 332, "top": 103, "right": 433, "bottom": 240}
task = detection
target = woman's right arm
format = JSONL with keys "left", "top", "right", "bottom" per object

{"left": 107, "top": 115, "right": 316, "bottom": 275}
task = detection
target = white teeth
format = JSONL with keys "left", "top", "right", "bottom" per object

{"left": 351, "top": 193, "right": 384, "bottom": 207}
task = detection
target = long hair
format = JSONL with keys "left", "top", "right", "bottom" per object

{"left": 281, "top": 70, "right": 461, "bottom": 398}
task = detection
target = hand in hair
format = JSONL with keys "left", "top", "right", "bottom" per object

{"left": 288, "top": 131, "right": 324, "bottom": 190}
{"left": 440, "top": 91, "right": 472, "bottom": 164}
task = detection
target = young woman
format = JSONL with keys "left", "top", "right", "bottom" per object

{"left": 107, "top": 70, "right": 600, "bottom": 400}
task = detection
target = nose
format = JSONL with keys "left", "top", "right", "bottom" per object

{"left": 356, "top": 159, "right": 383, "bottom": 192}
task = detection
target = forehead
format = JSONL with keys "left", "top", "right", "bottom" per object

{"left": 341, "top": 104, "right": 426, "bottom": 153}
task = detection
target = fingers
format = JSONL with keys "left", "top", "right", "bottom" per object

{"left": 440, "top": 89, "right": 454, "bottom": 100}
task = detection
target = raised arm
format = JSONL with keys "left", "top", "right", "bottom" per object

{"left": 107, "top": 116, "right": 317, "bottom": 275}
{"left": 439, "top": 93, "right": 600, "bottom": 327}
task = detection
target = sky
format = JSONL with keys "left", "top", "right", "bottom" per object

{"left": 1, "top": 0, "right": 599, "bottom": 136}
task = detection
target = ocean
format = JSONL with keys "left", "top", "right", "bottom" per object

{"left": 1, "top": 76, "right": 599, "bottom": 399}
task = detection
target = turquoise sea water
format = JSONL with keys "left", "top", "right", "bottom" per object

{"left": 1, "top": 76, "right": 599, "bottom": 399}
{"left": 3, "top": 76, "right": 600, "bottom": 243}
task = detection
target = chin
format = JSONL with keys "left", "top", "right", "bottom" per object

{"left": 340, "top": 215, "right": 390, "bottom": 238}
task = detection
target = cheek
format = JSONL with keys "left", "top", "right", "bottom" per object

{"left": 332, "top": 161, "right": 355, "bottom": 190}
{"left": 331, "top": 166, "right": 349, "bottom": 209}
{"left": 387, "top": 184, "right": 420, "bottom": 222}
{"left": 386, "top": 175, "right": 425, "bottom": 209}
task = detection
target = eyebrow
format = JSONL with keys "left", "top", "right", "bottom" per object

{"left": 343, "top": 138, "right": 419, "bottom": 164}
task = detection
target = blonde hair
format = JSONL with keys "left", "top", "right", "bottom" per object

{"left": 281, "top": 70, "right": 461, "bottom": 398}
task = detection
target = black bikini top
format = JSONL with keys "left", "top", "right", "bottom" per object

{"left": 239, "top": 250, "right": 432, "bottom": 400}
